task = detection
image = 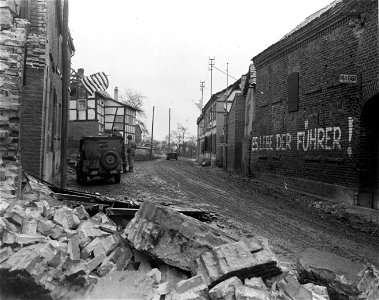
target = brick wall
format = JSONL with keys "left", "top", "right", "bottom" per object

{"left": 20, "top": 68, "right": 44, "bottom": 177}
{"left": 0, "top": 4, "right": 28, "bottom": 200}
{"left": 249, "top": 0, "right": 378, "bottom": 205}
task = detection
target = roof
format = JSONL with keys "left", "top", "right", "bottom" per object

{"left": 96, "top": 91, "right": 140, "bottom": 111}
{"left": 279, "top": 0, "right": 342, "bottom": 41}
{"left": 96, "top": 90, "right": 114, "bottom": 100}
{"left": 252, "top": 0, "right": 345, "bottom": 64}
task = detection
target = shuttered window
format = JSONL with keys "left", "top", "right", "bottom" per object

{"left": 287, "top": 72, "right": 299, "bottom": 112}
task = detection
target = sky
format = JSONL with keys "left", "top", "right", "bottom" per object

{"left": 69, "top": 0, "right": 334, "bottom": 141}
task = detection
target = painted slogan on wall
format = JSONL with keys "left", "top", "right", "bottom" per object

{"left": 251, "top": 117, "right": 354, "bottom": 157}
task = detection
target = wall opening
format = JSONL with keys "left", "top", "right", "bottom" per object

{"left": 358, "top": 93, "right": 379, "bottom": 209}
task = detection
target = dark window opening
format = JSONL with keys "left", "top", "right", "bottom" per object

{"left": 288, "top": 72, "right": 299, "bottom": 112}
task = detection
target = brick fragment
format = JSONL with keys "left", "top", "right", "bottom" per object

{"left": 74, "top": 205, "right": 89, "bottom": 220}
{"left": 108, "top": 244, "right": 133, "bottom": 271}
{"left": 194, "top": 240, "right": 281, "bottom": 287}
{"left": 298, "top": 248, "right": 379, "bottom": 299}
{"left": 0, "top": 199, "right": 9, "bottom": 215}
{"left": 36, "top": 218, "right": 55, "bottom": 236}
{"left": 97, "top": 260, "right": 115, "bottom": 277}
{"left": 209, "top": 276, "right": 243, "bottom": 300}
{"left": 53, "top": 207, "right": 80, "bottom": 229}
{"left": 22, "top": 217, "right": 37, "bottom": 235}
{"left": 235, "top": 285, "right": 270, "bottom": 300}
{"left": 0, "top": 246, "right": 13, "bottom": 263}
{"left": 277, "top": 274, "right": 312, "bottom": 300}
{"left": 67, "top": 234, "right": 80, "bottom": 261}
{"left": 173, "top": 275, "right": 209, "bottom": 300}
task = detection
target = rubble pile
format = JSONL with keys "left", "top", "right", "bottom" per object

{"left": 0, "top": 198, "right": 133, "bottom": 299}
{"left": 0, "top": 198, "right": 378, "bottom": 300}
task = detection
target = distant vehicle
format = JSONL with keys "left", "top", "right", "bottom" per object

{"left": 76, "top": 136, "right": 123, "bottom": 184}
{"left": 166, "top": 152, "right": 178, "bottom": 160}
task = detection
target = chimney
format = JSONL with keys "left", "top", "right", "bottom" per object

{"left": 114, "top": 86, "right": 119, "bottom": 101}
{"left": 78, "top": 68, "right": 84, "bottom": 76}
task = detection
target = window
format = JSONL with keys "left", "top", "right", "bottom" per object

{"left": 287, "top": 72, "right": 299, "bottom": 112}
{"left": 77, "top": 99, "right": 87, "bottom": 111}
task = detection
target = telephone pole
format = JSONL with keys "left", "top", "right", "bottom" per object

{"left": 150, "top": 106, "right": 155, "bottom": 160}
{"left": 208, "top": 57, "right": 215, "bottom": 97}
{"left": 168, "top": 107, "right": 171, "bottom": 151}
{"left": 226, "top": 63, "right": 229, "bottom": 88}
{"left": 200, "top": 81, "right": 205, "bottom": 107}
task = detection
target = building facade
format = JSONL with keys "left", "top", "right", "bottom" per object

{"left": 68, "top": 68, "right": 137, "bottom": 154}
{"left": 0, "top": 0, "right": 74, "bottom": 198}
{"left": 20, "top": 0, "right": 74, "bottom": 185}
{"left": 249, "top": 0, "right": 378, "bottom": 209}
{"left": 197, "top": 91, "right": 225, "bottom": 165}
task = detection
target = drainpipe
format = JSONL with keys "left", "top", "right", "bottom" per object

{"left": 60, "top": 0, "right": 69, "bottom": 187}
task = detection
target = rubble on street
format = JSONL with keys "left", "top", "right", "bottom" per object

{"left": 0, "top": 184, "right": 378, "bottom": 299}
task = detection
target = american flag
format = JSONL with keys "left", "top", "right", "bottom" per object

{"left": 81, "top": 72, "right": 109, "bottom": 95}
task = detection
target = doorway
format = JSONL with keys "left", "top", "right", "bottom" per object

{"left": 358, "top": 94, "right": 379, "bottom": 209}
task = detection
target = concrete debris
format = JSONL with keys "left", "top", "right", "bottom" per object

{"left": 0, "top": 199, "right": 9, "bottom": 215}
{"left": 193, "top": 239, "right": 281, "bottom": 287}
{"left": 209, "top": 276, "right": 243, "bottom": 300}
{"left": 53, "top": 206, "right": 81, "bottom": 229}
{"left": 147, "top": 267, "right": 162, "bottom": 283}
{"left": 276, "top": 274, "right": 312, "bottom": 300}
{"left": 244, "top": 277, "right": 267, "bottom": 290}
{"left": 298, "top": 248, "right": 379, "bottom": 300}
{"left": 170, "top": 274, "right": 210, "bottom": 300}
{"left": 303, "top": 283, "right": 330, "bottom": 300}
{"left": 235, "top": 285, "right": 270, "bottom": 300}
{"left": 124, "top": 200, "right": 237, "bottom": 271}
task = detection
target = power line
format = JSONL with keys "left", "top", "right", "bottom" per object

{"left": 212, "top": 65, "right": 238, "bottom": 81}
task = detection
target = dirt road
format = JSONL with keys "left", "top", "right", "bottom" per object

{"left": 68, "top": 157, "right": 379, "bottom": 270}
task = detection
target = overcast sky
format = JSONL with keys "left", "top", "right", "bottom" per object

{"left": 69, "top": 0, "right": 334, "bottom": 140}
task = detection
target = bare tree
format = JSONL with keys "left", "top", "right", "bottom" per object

{"left": 170, "top": 123, "right": 188, "bottom": 155}
{"left": 119, "top": 88, "right": 148, "bottom": 135}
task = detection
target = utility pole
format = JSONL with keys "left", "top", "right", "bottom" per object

{"left": 150, "top": 106, "right": 155, "bottom": 160}
{"left": 60, "top": 0, "right": 69, "bottom": 187}
{"left": 226, "top": 63, "right": 229, "bottom": 88}
{"left": 200, "top": 81, "right": 205, "bottom": 107}
{"left": 208, "top": 57, "right": 215, "bottom": 97}
{"left": 168, "top": 107, "right": 171, "bottom": 152}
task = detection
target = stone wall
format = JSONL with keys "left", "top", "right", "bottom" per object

{"left": 0, "top": 2, "right": 28, "bottom": 200}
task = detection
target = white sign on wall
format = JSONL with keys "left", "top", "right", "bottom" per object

{"left": 339, "top": 74, "right": 358, "bottom": 84}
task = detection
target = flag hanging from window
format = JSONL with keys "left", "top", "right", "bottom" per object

{"left": 81, "top": 72, "right": 109, "bottom": 95}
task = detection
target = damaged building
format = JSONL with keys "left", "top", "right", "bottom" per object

{"left": 0, "top": 0, "right": 74, "bottom": 198}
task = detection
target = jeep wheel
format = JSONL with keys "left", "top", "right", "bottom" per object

{"left": 114, "top": 173, "right": 121, "bottom": 184}
{"left": 100, "top": 151, "right": 120, "bottom": 170}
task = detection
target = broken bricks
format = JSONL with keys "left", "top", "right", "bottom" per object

{"left": 193, "top": 239, "right": 281, "bottom": 287}
{"left": 298, "top": 248, "right": 379, "bottom": 300}
{"left": 124, "top": 200, "right": 237, "bottom": 271}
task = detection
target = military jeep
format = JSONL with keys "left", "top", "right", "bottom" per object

{"left": 76, "top": 136, "right": 123, "bottom": 184}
